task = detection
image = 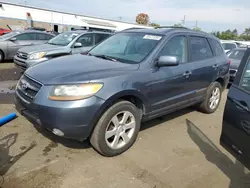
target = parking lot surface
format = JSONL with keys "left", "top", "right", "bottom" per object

{"left": 0, "top": 63, "right": 249, "bottom": 188}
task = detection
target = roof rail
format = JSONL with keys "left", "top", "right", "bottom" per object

{"left": 155, "top": 26, "right": 189, "bottom": 29}
{"left": 121, "top": 27, "right": 145, "bottom": 31}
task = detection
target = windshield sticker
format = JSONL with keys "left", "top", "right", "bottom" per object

{"left": 143, "top": 35, "right": 162, "bottom": 40}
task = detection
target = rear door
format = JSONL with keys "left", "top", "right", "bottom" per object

{"left": 7, "top": 33, "right": 36, "bottom": 58}
{"left": 187, "top": 36, "right": 219, "bottom": 97}
{"left": 220, "top": 48, "right": 250, "bottom": 169}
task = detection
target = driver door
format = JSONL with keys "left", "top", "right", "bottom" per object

{"left": 71, "top": 34, "right": 94, "bottom": 54}
{"left": 7, "top": 33, "right": 36, "bottom": 58}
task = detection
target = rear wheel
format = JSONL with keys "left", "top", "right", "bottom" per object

{"left": 90, "top": 101, "right": 141, "bottom": 157}
{"left": 0, "top": 50, "right": 4, "bottom": 62}
{"left": 199, "top": 81, "right": 222, "bottom": 114}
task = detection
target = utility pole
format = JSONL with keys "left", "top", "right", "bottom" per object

{"left": 195, "top": 20, "right": 198, "bottom": 28}
{"left": 182, "top": 15, "right": 186, "bottom": 26}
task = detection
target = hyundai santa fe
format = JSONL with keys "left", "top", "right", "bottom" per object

{"left": 15, "top": 27, "right": 229, "bottom": 156}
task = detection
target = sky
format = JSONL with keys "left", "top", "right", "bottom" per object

{"left": 1, "top": 0, "right": 250, "bottom": 33}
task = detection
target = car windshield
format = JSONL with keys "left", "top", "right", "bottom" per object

{"left": 222, "top": 43, "right": 236, "bottom": 50}
{"left": 228, "top": 49, "right": 246, "bottom": 60}
{"left": 0, "top": 31, "right": 19, "bottom": 40}
{"left": 89, "top": 32, "right": 162, "bottom": 64}
{"left": 48, "top": 32, "right": 79, "bottom": 46}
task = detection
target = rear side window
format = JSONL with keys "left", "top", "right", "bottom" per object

{"left": 37, "top": 33, "right": 53, "bottom": 40}
{"left": 95, "top": 34, "right": 110, "bottom": 44}
{"left": 16, "top": 33, "right": 36, "bottom": 40}
{"left": 209, "top": 39, "right": 224, "bottom": 56}
{"left": 190, "top": 36, "right": 213, "bottom": 61}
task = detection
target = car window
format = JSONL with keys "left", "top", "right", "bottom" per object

{"left": 228, "top": 49, "right": 246, "bottom": 60}
{"left": 190, "top": 36, "right": 213, "bottom": 61}
{"left": 240, "top": 58, "right": 250, "bottom": 92}
{"left": 76, "top": 34, "right": 94, "bottom": 47}
{"left": 222, "top": 43, "right": 236, "bottom": 50}
{"left": 37, "top": 33, "right": 53, "bottom": 40}
{"left": 209, "top": 39, "right": 224, "bottom": 56}
{"left": 16, "top": 33, "right": 36, "bottom": 40}
{"left": 158, "top": 36, "right": 187, "bottom": 63}
{"left": 95, "top": 34, "right": 110, "bottom": 44}
{"left": 89, "top": 32, "right": 161, "bottom": 64}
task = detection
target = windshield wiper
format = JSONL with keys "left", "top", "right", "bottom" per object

{"left": 90, "top": 54, "right": 119, "bottom": 62}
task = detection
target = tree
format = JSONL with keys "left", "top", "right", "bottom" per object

{"left": 173, "top": 23, "right": 184, "bottom": 27}
{"left": 232, "top": 29, "right": 238, "bottom": 35}
{"left": 193, "top": 27, "right": 201, "bottom": 31}
{"left": 136, "top": 13, "right": 150, "bottom": 25}
{"left": 149, "top": 23, "right": 160, "bottom": 28}
{"left": 244, "top": 28, "right": 250, "bottom": 36}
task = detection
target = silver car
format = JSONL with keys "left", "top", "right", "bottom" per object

{"left": 0, "top": 30, "right": 54, "bottom": 62}
{"left": 14, "top": 30, "right": 111, "bottom": 69}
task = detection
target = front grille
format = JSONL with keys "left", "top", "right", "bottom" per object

{"left": 16, "top": 75, "right": 42, "bottom": 103}
{"left": 229, "top": 69, "right": 237, "bottom": 75}
{"left": 16, "top": 51, "right": 28, "bottom": 60}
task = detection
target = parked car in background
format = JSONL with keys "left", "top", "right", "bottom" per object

{"left": 26, "top": 27, "right": 46, "bottom": 31}
{"left": 0, "top": 30, "right": 54, "bottom": 62}
{"left": 227, "top": 48, "right": 247, "bottom": 84}
{"left": 0, "top": 28, "right": 11, "bottom": 36}
{"left": 221, "top": 48, "right": 250, "bottom": 170}
{"left": 15, "top": 27, "right": 229, "bottom": 156}
{"left": 14, "top": 30, "right": 111, "bottom": 69}
{"left": 221, "top": 41, "right": 238, "bottom": 53}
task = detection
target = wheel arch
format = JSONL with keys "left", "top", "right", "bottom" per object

{"left": 88, "top": 90, "right": 149, "bottom": 138}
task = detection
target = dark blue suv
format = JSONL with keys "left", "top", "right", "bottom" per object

{"left": 15, "top": 27, "right": 229, "bottom": 156}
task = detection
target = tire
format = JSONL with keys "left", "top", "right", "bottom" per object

{"left": 90, "top": 100, "right": 141, "bottom": 157}
{"left": 0, "top": 50, "right": 4, "bottom": 63}
{"left": 199, "top": 81, "right": 222, "bottom": 114}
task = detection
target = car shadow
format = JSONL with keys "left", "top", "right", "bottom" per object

{"left": 186, "top": 119, "right": 250, "bottom": 188}
{"left": 0, "top": 133, "right": 36, "bottom": 176}
{"left": 33, "top": 125, "right": 91, "bottom": 149}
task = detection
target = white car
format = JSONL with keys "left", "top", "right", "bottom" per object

{"left": 221, "top": 41, "right": 238, "bottom": 53}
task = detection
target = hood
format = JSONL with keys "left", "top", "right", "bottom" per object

{"left": 18, "top": 43, "right": 66, "bottom": 54}
{"left": 25, "top": 54, "right": 139, "bottom": 84}
{"left": 229, "top": 59, "right": 241, "bottom": 70}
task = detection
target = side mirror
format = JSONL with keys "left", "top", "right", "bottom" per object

{"left": 9, "top": 37, "right": 17, "bottom": 42}
{"left": 74, "top": 42, "right": 82, "bottom": 48}
{"left": 157, "top": 56, "right": 179, "bottom": 67}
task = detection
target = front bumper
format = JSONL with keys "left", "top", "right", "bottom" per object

{"left": 15, "top": 90, "right": 105, "bottom": 141}
{"left": 14, "top": 55, "right": 48, "bottom": 70}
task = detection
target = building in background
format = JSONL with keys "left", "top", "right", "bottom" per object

{"left": 0, "top": 2, "right": 151, "bottom": 32}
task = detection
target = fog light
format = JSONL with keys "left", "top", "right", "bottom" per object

{"left": 52, "top": 128, "right": 64, "bottom": 137}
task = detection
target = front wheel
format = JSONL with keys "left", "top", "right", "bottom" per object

{"left": 199, "top": 81, "right": 222, "bottom": 114}
{"left": 90, "top": 101, "right": 141, "bottom": 157}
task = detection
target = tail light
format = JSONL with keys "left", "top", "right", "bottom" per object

{"left": 228, "top": 59, "right": 231, "bottom": 65}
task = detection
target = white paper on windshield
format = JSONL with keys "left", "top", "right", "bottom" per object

{"left": 143, "top": 35, "right": 162, "bottom": 40}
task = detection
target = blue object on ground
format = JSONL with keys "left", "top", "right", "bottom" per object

{"left": 0, "top": 113, "right": 17, "bottom": 126}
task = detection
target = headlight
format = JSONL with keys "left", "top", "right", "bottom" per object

{"left": 48, "top": 83, "right": 103, "bottom": 101}
{"left": 29, "top": 52, "right": 46, "bottom": 60}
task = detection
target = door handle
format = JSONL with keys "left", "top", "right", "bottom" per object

{"left": 183, "top": 71, "right": 192, "bottom": 78}
{"left": 213, "top": 64, "right": 218, "bottom": 69}
{"left": 230, "top": 98, "right": 250, "bottom": 112}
